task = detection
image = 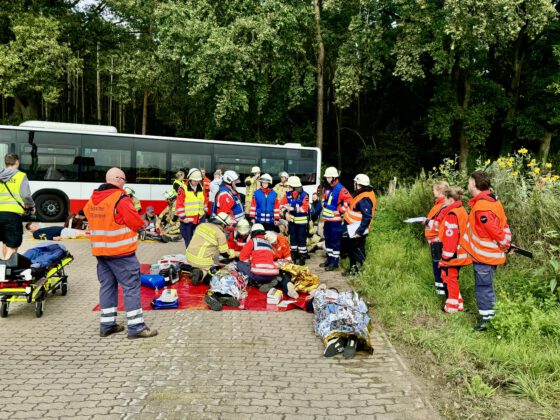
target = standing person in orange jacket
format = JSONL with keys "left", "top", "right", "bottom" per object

{"left": 462, "top": 171, "right": 512, "bottom": 331}
{"left": 84, "top": 168, "right": 157, "bottom": 339}
{"left": 437, "top": 187, "right": 472, "bottom": 313}
{"left": 342, "top": 174, "right": 376, "bottom": 277}
{"left": 201, "top": 168, "right": 212, "bottom": 215}
{"left": 424, "top": 181, "right": 449, "bottom": 296}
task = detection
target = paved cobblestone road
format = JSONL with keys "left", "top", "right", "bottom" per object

{"left": 0, "top": 236, "right": 439, "bottom": 420}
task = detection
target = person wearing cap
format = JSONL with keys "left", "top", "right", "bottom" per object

{"left": 186, "top": 212, "right": 236, "bottom": 285}
{"left": 228, "top": 219, "right": 251, "bottom": 257}
{"left": 249, "top": 173, "right": 280, "bottom": 232}
{"left": 265, "top": 230, "right": 292, "bottom": 262}
{"left": 140, "top": 205, "right": 161, "bottom": 240}
{"left": 125, "top": 186, "right": 142, "bottom": 213}
{"left": 273, "top": 171, "right": 289, "bottom": 198}
{"left": 321, "top": 167, "right": 352, "bottom": 271}
{"left": 176, "top": 168, "right": 207, "bottom": 248}
{"left": 279, "top": 176, "right": 310, "bottom": 265}
{"left": 341, "top": 174, "right": 376, "bottom": 276}
{"left": 244, "top": 166, "right": 261, "bottom": 214}
{"left": 237, "top": 223, "right": 279, "bottom": 292}
{"left": 213, "top": 170, "right": 245, "bottom": 223}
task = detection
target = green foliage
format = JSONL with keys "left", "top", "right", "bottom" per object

{"left": 466, "top": 375, "right": 496, "bottom": 398}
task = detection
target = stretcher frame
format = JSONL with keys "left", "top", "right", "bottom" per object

{"left": 0, "top": 254, "right": 74, "bottom": 318}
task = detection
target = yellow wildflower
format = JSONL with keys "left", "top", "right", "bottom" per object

{"left": 552, "top": 175, "right": 560, "bottom": 182}
{"left": 485, "top": 159, "right": 491, "bottom": 165}
{"left": 527, "top": 159, "right": 536, "bottom": 167}
{"left": 512, "top": 171, "right": 519, "bottom": 177}
{"left": 533, "top": 167, "right": 541, "bottom": 174}
{"left": 432, "top": 166, "right": 437, "bottom": 171}
{"left": 447, "top": 158, "right": 454, "bottom": 165}
{"left": 518, "top": 147, "right": 528, "bottom": 154}
{"left": 545, "top": 163, "right": 552, "bottom": 169}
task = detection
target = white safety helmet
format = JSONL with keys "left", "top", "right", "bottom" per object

{"left": 187, "top": 168, "right": 203, "bottom": 181}
{"left": 353, "top": 174, "right": 370, "bottom": 187}
{"left": 214, "top": 212, "right": 234, "bottom": 227}
{"left": 279, "top": 171, "right": 289, "bottom": 180}
{"left": 236, "top": 219, "right": 251, "bottom": 235}
{"left": 286, "top": 176, "right": 302, "bottom": 188}
{"left": 124, "top": 186, "right": 135, "bottom": 195}
{"left": 222, "top": 170, "right": 240, "bottom": 184}
{"left": 324, "top": 167, "right": 340, "bottom": 178}
{"left": 264, "top": 231, "right": 278, "bottom": 244}
{"left": 259, "top": 173, "right": 273, "bottom": 184}
{"left": 251, "top": 223, "right": 266, "bottom": 236}
{"left": 251, "top": 166, "right": 261, "bottom": 174}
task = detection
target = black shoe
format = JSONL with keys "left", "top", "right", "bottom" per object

{"left": 324, "top": 337, "right": 347, "bottom": 357}
{"left": 259, "top": 279, "right": 278, "bottom": 293}
{"left": 100, "top": 324, "right": 124, "bottom": 337}
{"left": 204, "top": 294, "right": 223, "bottom": 311}
{"left": 218, "top": 296, "right": 240, "bottom": 308}
{"left": 127, "top": 327, "right": 158, "bottom": 339}
{"left": 474, "top": 321, "right": 489, "bottom": 332}
{"left": 325, "top": 264, "right": 337, "bottom": 272}
{"left": 191, "top": 269, "right": 203, "bottom": 286}
{"left": 342, "top": 266, "right": 358, "bottom": 277}
{"left": 297, "top": 257, "right": 306, "bottom": 266}
{"left": 319, "top": 262, "right": 329, "bottom": 268}
{"left": 343, "top": 336, "right": 358, "bottom": 359}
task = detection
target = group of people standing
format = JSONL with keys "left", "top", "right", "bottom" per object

{"left": 425, "top": 170, "right": 512, "bottom": 331}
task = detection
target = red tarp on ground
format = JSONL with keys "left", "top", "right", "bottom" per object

{"left": 92, "top": 264, "right": 308, "bottom": 312}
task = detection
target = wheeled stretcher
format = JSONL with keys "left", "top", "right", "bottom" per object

{"left": 0, "top": 245, "right": 74, "bottom": 318}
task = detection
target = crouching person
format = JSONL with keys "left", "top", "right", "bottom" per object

{"left": 186, "top": 212, "right": 235, "bottom": 285}
{"left": 438, "top": 187, "right": 472, "bottom": 313}
{"left": 227, "top": 219, "right": 251, "bottom": 257}
{"left": 236, "top": 224, "right": 279, "bottom": 292}
{"left": 265, "top": 231, "right": 292, "bottom": 262}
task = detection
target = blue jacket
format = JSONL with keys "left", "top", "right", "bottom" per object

{"left": 253, "top": 189, "right": 278, "bottom": 223}
{"left": 310, "top": 199, "right": 322, "bottom": 222}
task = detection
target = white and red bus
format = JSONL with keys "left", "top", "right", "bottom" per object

{"left": 0, "top": 122, "right": 321, "bottom": 222}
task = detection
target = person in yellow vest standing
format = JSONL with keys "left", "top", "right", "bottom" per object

{"left": 0, "top": 153, "right": 35, "bottom": 262}
{"left": 244, "top": 166, "right": 261, "bottom": 214}
{"left": 175, "top": 168, "right": 207, "bottom": 248}
{"left": 273, "top": 171, "right": 289, "bottom": 199}
{"left": 462, "top": 171, "right": 512, "bottom": 331}
{"left": 84, "top": 167, "right": 157, "bottom": 339}
{"left": 342, "top": 174, "right": 376, "bottom": 276}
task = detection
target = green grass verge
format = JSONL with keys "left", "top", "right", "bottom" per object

{"left": 352, "top": 204, "right": 560, "bottom": 418}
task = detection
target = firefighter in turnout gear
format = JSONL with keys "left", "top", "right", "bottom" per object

{"left": 437, "top": 187, "right": 472, "bottom": 313}
{"left": 213, "top": 170, "right": 245, "bottom": 223}
{"left": 84, "top": 167, "right": 157, "bottom": 339}
{"left": 279, "top": 176, "right": 310, "bottom": 265}
{"left": 176, "top": 168, "right": 207, "bottom": 248}
{"left": 244, "top": 166, "right": 261, "bottom": 214}
{"left": 273, "top": 171, "right": 289, "bottom": 198}
{"left": 424, "top": 181, "right": 450, "bottom": 296}
{"left": 249, "top": 173, "right": 280, "bottom": 231}
{"left": 342, "top": 174, "right": 376, "bottom": 277}
{"left": 321, "top": 167, "right": 352, "bottom": 271}
{"left": 462, "top": 171, "right": 512, "bottom": 331}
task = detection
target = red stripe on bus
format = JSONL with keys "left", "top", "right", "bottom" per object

{"left": 70, "top": 199, "right": 168, "bottom": 215}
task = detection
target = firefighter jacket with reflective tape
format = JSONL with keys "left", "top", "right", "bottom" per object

{"left": 425, "top": 197, "right": 445, "bottom": 244}
{"left": 239, "top": 236, "right": 279, "bottom": 276}
{"left": 175, "top": 184, "right": 205, "bottom": 224}
{"left": 84, "top": 186, "right": 144, "bottom": 257}
{"left": 343, "top": 190, "right": 376, "bottom": 236}
{"left": 250, "top": 188, "right": 279, "bottom": 223}
{"left": 322, "top": 182, "right": 352, "bottom": 222}
{"left": 280, "top": 190, "right": 309, "bottom": 225}
{"left": 462, "top": 191, "right": 511, "bottom": 266}
{"left": 213, "top": 185, "right": 245, "bottom": 222}
{"left": 186, "top": 223, "right": 230, "bottom": 270}
{"left": 437, "top": 201, "right": 472, "bottom": 267}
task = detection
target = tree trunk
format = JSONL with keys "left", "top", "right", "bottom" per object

{"left": 109, "top": 56, "right": 113, "bottom": 126}
{"left": 539, "top": 130, "right": 553, "bottom": 163}
{"left": 96, "top": 43, "right": 101, "bottom": 124}
{"left": 142, "top": 89, "right": 148, "bottom": 135}
{"left": 335, "top": 105, "right": 342, "bottom": 169}
{"left": 313, "top": 0, "right": 324, "bottom": 151}
{"left": 81, "top": 71, "right": 85, "bottom": 123}
{"left": 458, "top": 78, "right": 472, "bottom": 172}
{"left": 132, "top": 98, "right": 137, "bottom": 134}
{"left": 13, "top": 96, "right": 39, "bottom": 121}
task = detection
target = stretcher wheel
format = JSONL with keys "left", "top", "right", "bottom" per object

{"left": 61, "top": 281, "right": 68, "bottom": 296}
{"left": 35, "top": 300, "right": 44, "bottom": 318}
{"left": 0, "top": 302, "right": 8, "bottom": 318}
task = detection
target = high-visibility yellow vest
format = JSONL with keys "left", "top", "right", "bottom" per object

{"left": 184, "top": 188, "right": 205, "bottom": 217}
{"left": 0, "top": 171, "right": 26, "bottom": 214}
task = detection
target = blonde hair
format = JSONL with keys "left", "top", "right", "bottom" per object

{"left": 443, "top": 187, "right": 464, "bottom": 201}
{"left": 433, "top": 180, "right": 449, "bottom": 193}
{"left": 176, "top": 171, "right": 185, "bottom": 179}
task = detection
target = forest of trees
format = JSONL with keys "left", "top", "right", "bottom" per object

{"left": 1, "top": 0, "right": 560, "bottom": 187}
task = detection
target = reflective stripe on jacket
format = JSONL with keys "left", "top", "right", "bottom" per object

{"left": 438, "top": 206, "right": 472, "bottom": 267}
{"left": 240, "top": 237, "right": 279, "bottom": 276}
{"left": 425, "top": 197, "right": 445, "bottom": 243}
{"left": 462, "top": 198, "right": 510, "bottom": 265}
{"left": 343, "top": 191, "right": 377, "bottom": 232}
{"left": 183, "top": 188, "right": 205, "bottom": 218}
{"left": 186, "top": 223, "right": 229, "bottom": 270}
{"left": 84, "top": 190, "right": 138, "bottom": 257}
{"left": 285, "top": 191, "right": 309, "bottom": 225}
{"left": 251, "top": 188, "right": 279, "bottom": 223}
{"left": 322, "top": 182, "right": 350, "bottom": 222}
{"left": 213, "top": 186, "right": 245, "bottom": 222}
{"left": 0, "top": 171, "right": 26, "bottom": 214}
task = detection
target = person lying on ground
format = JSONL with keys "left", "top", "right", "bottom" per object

{"left": 203, "top": 263, "right": 247, "bottom": 311}
{"left": 25, "top": 222, "right": 89, "bottom": 241}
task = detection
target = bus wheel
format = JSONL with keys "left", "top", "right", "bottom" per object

{"left": 35, "top": 194, "right": 66, "bottom": 222}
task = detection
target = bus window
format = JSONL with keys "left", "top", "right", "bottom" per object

{"left": 135, "top": 139, "right": 168, "bottom": 184}
{"left": 287, "top": 148, "right": 318, "bottom": 185}
{"left": 171, "top": 153, "right": 212, "bottom": 175}
{"left": 82, "top": 148, "right": 132, "bottom": 182}
{"left": 214, "top": 144, "right": 259, "bottom": 180}
{"left": 260, "top": 158, "right": 285, "bottom": 182}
